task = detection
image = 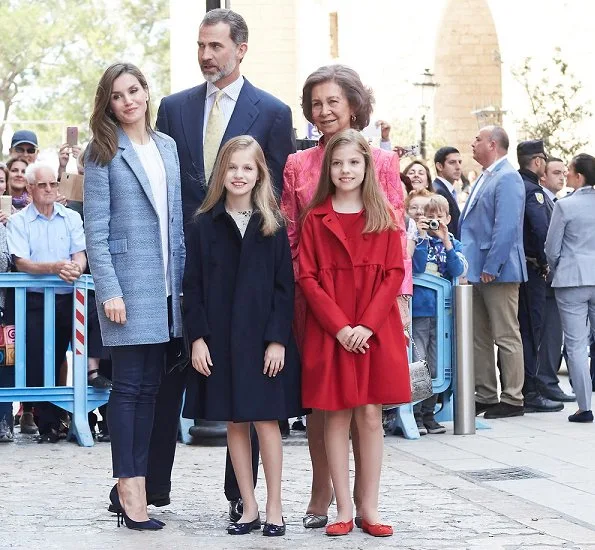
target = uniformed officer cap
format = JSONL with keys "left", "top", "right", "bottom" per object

{"left": 517, "top": 139, "right": 546, "bottom": 158}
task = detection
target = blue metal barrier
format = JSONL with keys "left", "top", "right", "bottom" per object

{"left": 0, "top": 273, "right": 109, "bottom": 446}
{"left": 393, "top": 273, "right": 454, "bottom": 439}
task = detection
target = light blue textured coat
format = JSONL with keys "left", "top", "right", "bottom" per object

{"left": 545, "top": 186, "right": 595, "bottom": 288}
{"left": 459, "top": 158, "right": 527, "bottom": 284}
{"left": 83, "top": 128, "right": 185, "bottom": 346}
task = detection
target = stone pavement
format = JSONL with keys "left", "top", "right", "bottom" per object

{"left": 2, "top": 390, "right": 595, "bottom": 549}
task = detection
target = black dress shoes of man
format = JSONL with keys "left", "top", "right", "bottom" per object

{"left": 475, "top": 401, "right": 497, "bottom": 416}
{"left": 484, "top": 402, "right": 525, "bottom": 419}
{"left": 229, "top": 498, "right": 243, "bottom": 522}
{"left": 524, "top": 392, "right": 564, "bottom": 413}
{"left": 541, "top": 386, "right": 576, "bottom": 403}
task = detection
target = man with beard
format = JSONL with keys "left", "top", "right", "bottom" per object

{"left": 143, "top": 8, "right": 294, "bottom": 522}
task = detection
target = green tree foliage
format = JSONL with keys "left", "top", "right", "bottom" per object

{"left": 0, "top": 0, "right": 169, "bottom": 152}
{"left": 513, "top": 48, "right": 591, "bottom": 158}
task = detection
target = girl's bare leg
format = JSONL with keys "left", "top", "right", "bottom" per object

{"left": 253, "top": 420, "right": 283, "bottom": 525}
{"left": 305, "top": 409, "right": 334, "bottom": 515}
{"left": 324, "top": 409, "right": 354, "bottom": 523}
{"left": 227, "top": 421, "right": 259, "bottom": 522}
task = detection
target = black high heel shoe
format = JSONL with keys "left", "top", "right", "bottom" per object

{"left": 109, "top": 484, "right": 165, "bottom": 528}
{"left": 117, "top": 509, "right": 163, "bottom": 530}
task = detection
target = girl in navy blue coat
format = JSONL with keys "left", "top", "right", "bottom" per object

{"left": 183, "top": 136, "right": 303, "bottom": 537}
{"left": 412, "top": 195, "right": 467, "bottom": 434}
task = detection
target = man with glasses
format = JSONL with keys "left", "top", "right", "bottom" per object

{"left": 516, "top": 139, "right": 563, "bottom": 413}
{"left": 6, "top": 162, "right": 86, "bottom": 442}
{"left": 9, "top": 130, "right": 39, "bottom": 165}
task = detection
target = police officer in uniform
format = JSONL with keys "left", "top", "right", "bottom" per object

{"left": 517, "top": 140, "right": 564, "bottom": 412}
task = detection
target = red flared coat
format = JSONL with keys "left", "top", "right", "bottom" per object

{"left": 298, "top": 198, "right": 411, "bottom": 410}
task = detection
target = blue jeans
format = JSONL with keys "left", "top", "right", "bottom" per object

{"left": 109, "top": 343, "right": 166, "bottom": 478}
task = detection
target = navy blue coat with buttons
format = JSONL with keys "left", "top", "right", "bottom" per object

{"left": 519, "top": 168, "right": 551, "bottom": 268}
{"left": 181, "top": 200, "right": 305, "bottom": 422}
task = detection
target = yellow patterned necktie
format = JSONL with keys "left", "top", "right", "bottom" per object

{"left": 203, "top": 89, "right": 225, "bottom": 184}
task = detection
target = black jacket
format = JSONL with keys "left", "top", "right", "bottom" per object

{"left": 432, "top": 178, "right": 461, "bottom": 239}
{"left": 519, "top": 168, "right": 551, "bottom": 268}
{"left": 182, "top": 200, "right": 304, "bottom": 422}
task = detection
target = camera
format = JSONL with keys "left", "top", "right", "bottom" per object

{"left": 427, "top": 219, "right": 440, "bottom": 231}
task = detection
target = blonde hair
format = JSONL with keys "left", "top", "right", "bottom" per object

{"left": 198, "top": 136, "right": 283, "bottom": 236}
{"left": 404, "top": 187, "right": 434, "bottom": 209}
{"left": 305, "top": 129, "right": 395, "bottom": 233}
{"left": 424, "top": 195, "right": 450, "bottom": 216}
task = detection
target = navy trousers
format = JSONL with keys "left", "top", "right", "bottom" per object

{"left": 518, "top": 265, "right": 546, "bottom": 395}
{"left": 109, "top": 343, "right": 166, "bottom": 478}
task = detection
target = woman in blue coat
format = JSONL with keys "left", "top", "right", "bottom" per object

{"left": 84, "top": 63, "right": 184, "bottom": 530}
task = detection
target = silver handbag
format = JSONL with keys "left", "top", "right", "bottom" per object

{"left": 408, "top": 328, "right": 433, "bottom": 402}
{"left": 383, "top": 328, "right": 433, "bottom": 409}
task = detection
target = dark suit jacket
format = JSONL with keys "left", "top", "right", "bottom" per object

{"left": 432, "top": 178, "right": 460, "bottom": 239}
{"left": 156, "top": 78, "right": 295, "bottom": 222}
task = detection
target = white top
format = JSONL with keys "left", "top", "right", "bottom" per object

{"left": 202, "top": 76, "right": 245, "bottom": 144}
{"left": 132, "top": 137, "right": 171, "bottom": 297}
{"left": 541, "top": 186, "right": 557, "bottom": 202}
{"left": 227, "top": 209, "right": 253, "bottom": 238}
{"left": 463, "top": 155, "right": 507, "bottom": 220}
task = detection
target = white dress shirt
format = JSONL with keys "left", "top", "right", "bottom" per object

{"left": 202, "top": 76, "right": 245, "bottom": 144}
{"left": 542, "top": 186, "right": 557, "bottom": 202}
{"left": 437, "top": 176, "right": 456, "bottom": 197}
{"left": 463, "top": 155, "right": 507, "bottom": 219}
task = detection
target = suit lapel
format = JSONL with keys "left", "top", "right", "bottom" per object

{"left": 181, "top": 84, "right": 207, "bottom": 176}
{"left": 222, "top": 79, "right": 259, "bottom": 143}
{"left": 118, "top": 128, "right": 158, "bottom": 214}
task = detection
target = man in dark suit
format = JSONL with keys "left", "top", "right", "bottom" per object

{"left": 536, "top": 157, "right": 576, "bottom": 402}
{"left": 432, "top": 146, "right": 462, "bottom": 239}
{"left": 516, "top": 140, "right": 563, "bottom": 414}
{"left": 145, "top": 8, "right": 295, "bottom": 520}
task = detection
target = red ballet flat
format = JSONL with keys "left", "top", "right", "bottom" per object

{"left": 325, "top": 519, "right": 354, "bottom": 536}
{"left": 361, "top": 518, "right": 393, "bottom": 537}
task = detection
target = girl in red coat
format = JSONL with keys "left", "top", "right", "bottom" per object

{"left": 299, "top": 129, "right": 410, "bottom": 537}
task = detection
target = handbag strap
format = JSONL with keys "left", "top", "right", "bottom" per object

{"left": 405, "top": 326, "right": 425, "bottom": 363}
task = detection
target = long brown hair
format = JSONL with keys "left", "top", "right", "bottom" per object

{"left": 198, "top": 136, "right": 283, "bottom": 236}
{"left": 305, "top": 129, "right": 395, "bottom": 233}
{"left": 87, "top": 62, "right": 152, "bottom": 166}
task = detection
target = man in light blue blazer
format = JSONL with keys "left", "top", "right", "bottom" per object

{"left": 147, "top": 8, "right": 295, "bottom": 521}
{"left": 459, "top": 126, "right": 527, "bottom": 419}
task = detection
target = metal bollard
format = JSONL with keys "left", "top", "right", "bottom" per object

{"left": 454, "top": 284, "right": 476, "bottom": 435}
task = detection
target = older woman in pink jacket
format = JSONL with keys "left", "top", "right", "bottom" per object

{"left": 281, "top": 64, "right": 411, "bottom": 530}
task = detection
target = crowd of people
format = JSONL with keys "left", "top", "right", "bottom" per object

{"left": 0, "top": 6, "right": 594, "bottom": 539}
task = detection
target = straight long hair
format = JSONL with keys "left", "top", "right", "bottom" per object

{"left": 88, "top": 62, "right": 152, "bottom": 166}
{"left": 305, "top": 129, "right": 395, "bottom": 233}
{"left": 198, "top": 136, "right": 283, "bottom": 236}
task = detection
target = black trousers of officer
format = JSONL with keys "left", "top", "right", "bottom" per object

{"left": 26, "top": 292, "right": 73, "bottom": 434}
{"left": 146, "top": 366, "right": 259, "bottom": 500}
{"left": 518, "top": 264, "right": 546, "bottom": 395}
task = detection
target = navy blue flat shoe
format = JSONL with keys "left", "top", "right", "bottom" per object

{"left": 568, "top": 410, "right": 594, "bottom": 423}
{"left": 227, "top": 515, "right": 261, "bottom": 535}
{"left": 263, "top": 518, "right": 286, "bottom": 537}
